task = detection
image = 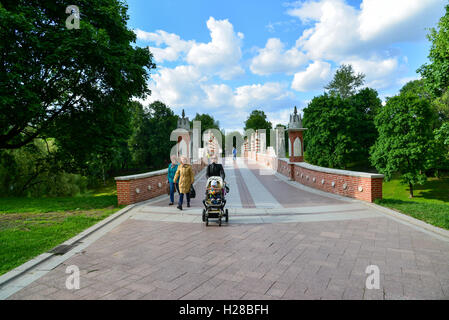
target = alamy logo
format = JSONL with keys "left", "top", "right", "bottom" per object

{"left": 365, "top": 265, "right": 380, "bottom": 289}
{"left": 65, "top": 5, "right": 80, "bottom": 30}
{"left": 65, "top": 265, "right": 80, "bottom": 290}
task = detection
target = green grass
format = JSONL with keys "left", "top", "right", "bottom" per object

{"left": 0, "top": 181, "right": 123, "bottom": 276}
{"left": 376, "top": 175, "right": 449, "bottom": 230}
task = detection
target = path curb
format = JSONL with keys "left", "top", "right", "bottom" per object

{"left": 0, "top": 166, "right": 208, "bottom": 297}
{"left": 364, "top": 202, "right": 449, "bottom": 242}
{"left": 275, "top": 167, "right": 449, "bottom": 242}
{"left": 0, "top": 204, "right": 136, "bottom": 290}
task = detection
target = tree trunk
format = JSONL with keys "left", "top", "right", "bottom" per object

{"left": 409, "top": 183, "right": 414, "bottom": 198}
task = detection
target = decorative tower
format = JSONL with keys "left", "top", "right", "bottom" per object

{"left": 287, "top": 106, "right": 307, "bottom": 162}
{"left": 176, "top": 109, "right": 192, "bottom": 161}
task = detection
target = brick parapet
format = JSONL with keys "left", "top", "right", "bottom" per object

{"left": 254, "top": 155, "right": 383, "bottom": 203}
{"left": 115, "top": 160, "right": 207, "bottom": 205}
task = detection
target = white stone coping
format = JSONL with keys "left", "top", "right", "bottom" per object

{"left": 294, "top": 162, "right": 384, "bottom": 179}
{"left": 115, "top": 168, "right": 168, "bottom": 181}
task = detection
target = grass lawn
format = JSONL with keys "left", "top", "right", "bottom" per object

{"left": 0, "top": 181, "right": 124, "bottom": 276}
{"left": 376, "top": 175, "right": 449, "bottom": 230}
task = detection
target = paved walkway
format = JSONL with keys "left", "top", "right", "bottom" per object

{"left": 4, "top": 158, "right": 449, "bottom": 300}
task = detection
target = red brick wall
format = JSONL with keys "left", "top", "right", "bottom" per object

{"left": 292, "top": 165, "right": 383, "bottom": 202}
{"left": 116, "top": 161, "right": 206, "bottom": 206}
{"left": 277, "top": 159, "right": 294, "bottom": 180}
{"left": 264, "top": 156, "right": 382, "bottom": 203}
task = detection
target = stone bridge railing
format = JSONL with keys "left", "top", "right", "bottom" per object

{"left": 248, "top": 152, "right": 383, "bottom": 203}
{"left": 115, "top": 161, "right": 206, "bottom": 205}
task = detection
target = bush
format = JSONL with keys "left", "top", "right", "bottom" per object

{"left": 0, "top": 140, "right": 88, "bottom": 197}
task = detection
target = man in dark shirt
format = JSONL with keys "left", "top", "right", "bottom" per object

{"left": 206, "top": 155, "right": 225, "bottom": 180}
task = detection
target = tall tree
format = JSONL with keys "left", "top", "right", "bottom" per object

{"left": 0, "top": 0, "right": 155, "bottom": 150}
{"left": 303, "top": 94, "right": 358, "bottom": 168}
{"left": 370, "top": 91, "right": 435, "bottom": 198}
{"left": 325, "top": 64, "right": 365, "bottom": 99}
{"left": 128, "top": 101, "right": 178, "bottom": 170}
{"left": 244, "top": 110, "right": 272, "bottom": 147}
{"left": 418, "top": 4, "right": 449, "bottom": 97}
{"left": 303, "top": 89, "right": 381, "bottom": 169}
{"left": 192, "top": 113, "right": 220, "bottom": 133}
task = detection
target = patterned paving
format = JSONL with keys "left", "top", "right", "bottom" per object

{"left": 4, "top": 158, "right": 449, "bottom": 300}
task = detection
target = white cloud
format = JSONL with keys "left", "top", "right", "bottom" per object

{"left": 341, "top": 56, "right": 399, "bottom": 89}
{"left": 137, "top": 17, "right": 245, "bottom": 80}
{"left": 234, "top": 82, "right": 296, "bottom": 108}
{"left": 290, "top": 0, "right": 360, "bottom": 61}
{"left": 135, "top": 29, "right": 194, "bottom": 63}
{"left": 358, "top": 0, "right": 445, "bottom": 42}
{"left": 291, "top": 61, "right": 332, "bottom": 92}
{"left": 148, "top": 65, "right": 206, "bottom": 107}
{"left": 202, "top": 84, "right": 234, "bottom": 108}
{"left": 285, "top": 0, "right": 445, "bottom": 92}
{"left": 186, "top": 17, "right": 245, "bottom": 80}
{"left": 250, "top": 38, "right": 308, "bottom": 75}
{"left": 147, "top": 66, "right": 297, "bottom": 113}
{"left": 288, "top": 0, "right": 445, "bottom": 60}
{"left": 265, "top": 108, "right": 294, "bottom": 127}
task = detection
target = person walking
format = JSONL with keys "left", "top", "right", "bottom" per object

{"left": 207, "top": 155, "right": 225, "bottom": 180}
{"left": 173, "top": 156, "right": 194, "bottom": 210}
{"left": 167, "top": 155, "right": 179, "bottom": 206}
{"left": 232, "top": 147, "right": 237, "bottom": 161}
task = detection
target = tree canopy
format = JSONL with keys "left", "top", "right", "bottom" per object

{"left": 192, "top": 113, "right": 220, "bottom": 134}
{"left": 244, "top": 110, "right": 272, "bottom": 132}
{"left": 418, "top": 4, "right": 449, "bottom": 97}
{"left": 325, "top": 64, "right": 366, "bottom": 99}
{"left": 128, "top": 101, "right": 178, "bottom": 170}
{"left": 0, "top": 0, "right": 155, "bottom": 150}
{"left": 370, "top": 90, "right": 435, "bottom": 197}
{"left": 303, "top": 89, "right": 381, "bottom": 169}
{"left": 244, "top": 110, "right": 272, "bottom": 146}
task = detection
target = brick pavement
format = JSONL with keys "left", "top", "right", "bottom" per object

{"left": 4, "top": 158, "right": 449, "bottom": 300}
{"left": 7, "top": 216, "right": 449, "bottom": 300}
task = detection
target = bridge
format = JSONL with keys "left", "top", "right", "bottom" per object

{"left": 2, "top": 155, "right": 449, "bottom": 300}
{"left": 2, "top": 108, "right": 449, "bottom": 300}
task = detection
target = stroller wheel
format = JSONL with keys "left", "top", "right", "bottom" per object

{"left": 218, "top": 217, "right": 222, "bottom": 227}
{"left": 206, "top": 217, "right": 209, "bottom": 226}
{"left": 225, "top": 209, "right": 229, "bottom": 222}
{"left": 202, "top": 209, "right": 206, "bottom": 222}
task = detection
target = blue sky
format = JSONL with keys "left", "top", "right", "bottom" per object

{"left": 126, "top": 0, "right": 446, "bottom": 132}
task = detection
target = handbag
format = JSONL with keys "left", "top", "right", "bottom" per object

{"left": 189, "top": 185, "right": 196, "bottom": 199}
{"left": 166, "top": 182, "right": 170, "bottom": 195}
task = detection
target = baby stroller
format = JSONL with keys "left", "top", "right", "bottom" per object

{"left": 202, "top": 176, "right": 229, "bottom": 226}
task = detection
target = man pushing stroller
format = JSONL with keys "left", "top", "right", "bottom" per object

{"left": 202, "top": 155, "right": 229, "bottom": 226}
{"left": 206, "top": 156, "right": 229, "bottom": 194}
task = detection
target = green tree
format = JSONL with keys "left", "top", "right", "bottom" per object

{"left": 432, "top": 89, "right": 449, "bottom": 121}
{"left": 0, "top": 0, "right": 155, "bottom": 150}
{"left": 325, "top": 64, "right": 366, "bottom": 99}
{"left": 192, "top": 113, "right": 221, "bottom": 149}
{"left": 244, "top": 110, "right": 272, "bottom": 146}
{"left": 128, "top": 101, "right": 178, "bottom": 170}
{"left": 303, "top": 95, "right": 358, "bottom": 168}
{"left": 192, "top": 113, "right": 220, "bottom": 133}
{"left": 418, "top": 4, "right": 449, "bottom": 97}
{"left": 370, "top": 92, "right": 435, "bottom": 198}
{"left": 430, "top": 122, "right": 449, "bottom": 176}
{"left": 0, "top": 139, "right": 87, "bottom": 197}
{"left": 303, "top": 89, "right": 381, "bottom": 169}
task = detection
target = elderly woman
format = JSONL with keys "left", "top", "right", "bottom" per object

{"left": 173, "top": 156, "right": 194, "bottom": 210}
{"left": 167, "top": 155, "right": 179, "bottom": 205}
